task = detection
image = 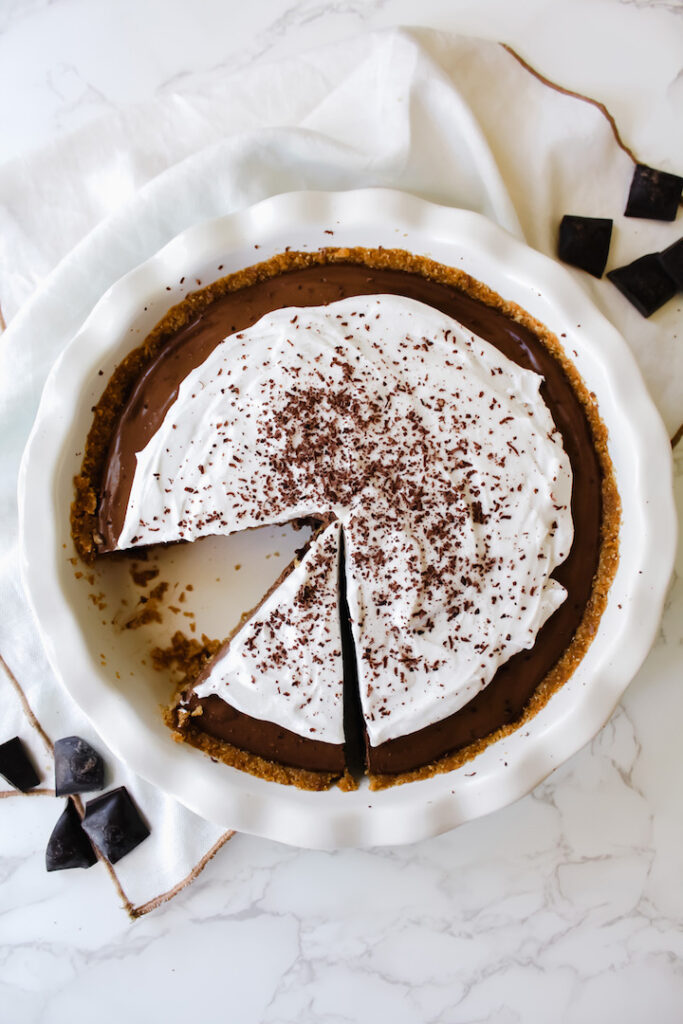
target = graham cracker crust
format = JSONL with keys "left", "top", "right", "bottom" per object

{"left": 71, "top": 247, "right": 620, "bottom": 792}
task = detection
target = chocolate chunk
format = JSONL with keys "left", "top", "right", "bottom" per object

{"left": 625, "top": 163, "right": 683, "bottom": 221}
{"left": 54, "top": 736, "right": 105, "bottom": 796}
{"left": 0, "top": 736, "right": 40, "bottom": 792}
{"left": 82, "top": 787, "right": 150, "bottom": 863}
{"left": 607, "top": 253, "right": 677, "bottom": 317}
{"left": 471, "top": 500, "right": 487, "bottom": 525}
{"left": 558, "top": 215, "right": 613, "bottom": 278}
{"left": 46, "top": 799, "right": 98, "bottom": 871}
{"left": 658, "top": 237, "right": 683, "bottom": 290}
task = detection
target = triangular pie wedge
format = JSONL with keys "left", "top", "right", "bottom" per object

{"left": 171, "top": 522, "right": 347, "bottom": 785}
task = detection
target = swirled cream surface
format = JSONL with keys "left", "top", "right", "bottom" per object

{"left": 116, "top": 295, "right": 573, "bottom": 744}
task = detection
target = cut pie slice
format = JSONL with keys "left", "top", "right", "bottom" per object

{"left": 170, "top": 522, "right": 347, "bottom": 786}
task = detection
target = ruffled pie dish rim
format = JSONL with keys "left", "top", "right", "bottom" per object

{"left": 18, "top": 189, "right": 676, "bottom": 849}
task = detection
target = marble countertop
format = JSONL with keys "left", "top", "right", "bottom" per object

{"left": 1, "top": 2, "right": 682, "bottom": 1022}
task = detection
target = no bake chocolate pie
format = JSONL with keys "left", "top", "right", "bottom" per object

{"left": 71, "top": 248, "right": 619, "bottom": 791}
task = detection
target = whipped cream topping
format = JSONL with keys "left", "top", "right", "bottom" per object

{"left": 117, "top": 295, "right": 573, "bottom": 745}
{"left": 192, "top": 522, "right": 345, "bottom": 745}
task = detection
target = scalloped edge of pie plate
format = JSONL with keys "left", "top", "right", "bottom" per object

{"left": 18, "top": 189, "right": 676, "bottom": 849}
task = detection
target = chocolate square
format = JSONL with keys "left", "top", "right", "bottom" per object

{"left": 54, "top": 736, "right": 105, "bottom": 796}
{"left": 0, "top": 736, "right": 40, "bottom": 792}
{"left": 46, "top": 799, "right": 98, "bottom": 871}
{"left": 558, "top": 215, "right": 613, "bottom": 278}
{"left": 607, "top": 253, "right": 677, "bottom": 317}
{"left": 658, "top": 237, "right": 683, "bottom": 290}
{"left": 625, "top": 163, "right": 683, "bottom": 221}
{"left": 82, "top": 787, "right": 150, "bottom": 864}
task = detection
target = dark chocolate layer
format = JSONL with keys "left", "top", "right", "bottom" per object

{"left": 98, "top": 264, "right": 601, "bottom": 775}
{"left": 185, "top": 694, "right": 346, "bottom": 773}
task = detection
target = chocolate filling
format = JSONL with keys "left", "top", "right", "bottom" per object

{"left": 185, "top": 694, "right": 346, "bottom": 773}
{"left": 97, "top": 265, "right": 601, "bottom": 776}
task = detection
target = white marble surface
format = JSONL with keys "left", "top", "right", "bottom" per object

{"left": 1, "top": 1, "right": 682, "bottom": 1021}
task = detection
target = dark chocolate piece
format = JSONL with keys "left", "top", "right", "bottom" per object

{"left": 658, "top": 237, "right": 683, "bottom": 290}
{"left": 82, "top": 787, "right": 150, "bottom": 863}
{"left": 54, "top": 735, "right": 105, "bottom": 796}
{"left": 625, "top": 163, "right": 683, "bottom": 221}
{"left": 558, "top": 215, "right": 613, "bottom": 278}
{"left": 0, "top": 736, "right": 40, "bottom": 792}
{"left": 46, "top": 799, "right": 98, "bottom": 871}
{"left": 607, "top": 253, "right": 677, "bottom": 317}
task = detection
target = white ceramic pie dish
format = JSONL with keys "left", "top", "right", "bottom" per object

{"left": 18, "top": 189, "right": 676, "bottom": 849}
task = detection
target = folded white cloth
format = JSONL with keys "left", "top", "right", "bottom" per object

{"left": 1, "top": 27, "right": 680, "bottom": 914}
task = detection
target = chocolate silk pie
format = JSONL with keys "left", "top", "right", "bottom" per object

{"left": 71, "top": 248, "right": 620, "bottom": 791}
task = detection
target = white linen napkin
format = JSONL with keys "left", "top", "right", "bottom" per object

{"left": 1, "top": 27, "right": 680, "bottom": 916}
